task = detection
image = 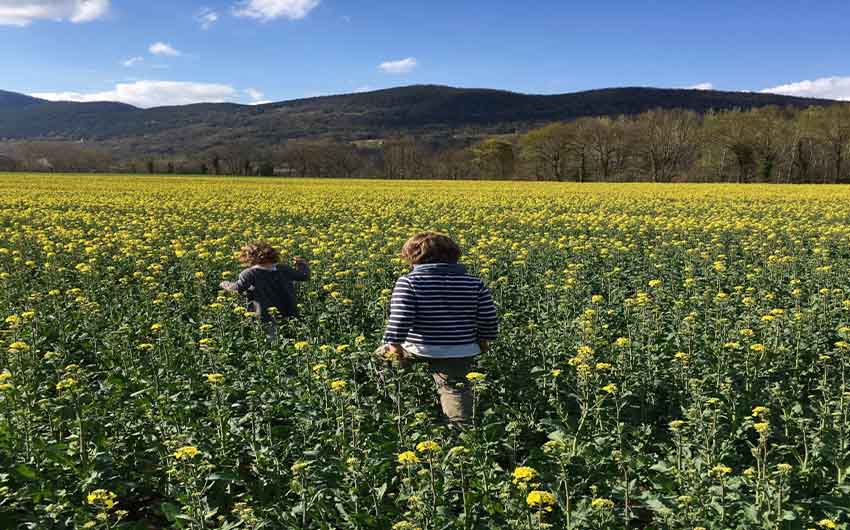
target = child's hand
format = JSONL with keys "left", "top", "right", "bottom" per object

{"left": 220, "top": 280, "right": 236, "bottom": 291}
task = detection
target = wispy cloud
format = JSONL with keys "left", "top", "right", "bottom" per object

{"left": 378, "top": 57, "right": 417, "bottom": 75}
{"left": 244, "top": 88, "right": 270, "bottom": 104}
{"left": 761, "top": 76, "right": 850, "bottom": 101}
{"left": 31, "top": 80, "right": 238, "bottom": 108}
{"left": 122, "top": 56, "right": 144, "bottom": 68}
{"left": 687, "top": 82, "right": 714, "bottom": 90}
{"left": 196, "top": 7, "right": 218, "bottom": 30}
{"left": 0, "top": 0, "right": 110, "bottom": 26}
{"left": 149, "top": 42, "right": 181, "bottom": 57}
{"left": 233, "top": 0, "right": 319, "bottom": 21}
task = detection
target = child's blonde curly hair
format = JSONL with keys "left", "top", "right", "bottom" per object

{"left": 238, "top": 241, "right": 280, "bottom": 266}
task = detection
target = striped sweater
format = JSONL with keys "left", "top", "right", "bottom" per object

{"left": 383, "top": 263, "right": 499, "bottom": 346}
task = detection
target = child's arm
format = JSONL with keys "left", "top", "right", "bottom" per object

{"left": 281, "top": 257, "right": 310, "bottom": 281}
{"left": 476, "top": 280, "right": 499, "bottom": 347}
{"left": 383, "top": 277, "right": 416, "bottom": 347}
{"left": 291, "top": 257, "right": 310, "bottom": 281}
{"left": 219, "top": 268, "right": 254, "bottom": 293}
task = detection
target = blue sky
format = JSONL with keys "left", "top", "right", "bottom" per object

{"left": 2, "top": 0, "right": 850, "bottom": 107}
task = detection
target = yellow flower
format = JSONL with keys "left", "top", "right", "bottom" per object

{"left": 0, "top": 370, "right": 11, "bottom": 383}
{"left": 397, "top": 451, "right": 420, "bottom": 465}
{"left": 550, "top": 369, "right": 562, "bottom": 378}
{"left": 416, "top": 440, "right": 440, "bottom": 453}
{"left": 86, "top": 489, "right": 118, "bottom": 510}
{"left": 673, "top": 351, "right": 689, "bottom": 363}
{"left": 595, "top": 362, "right": 612, "bottom": 370}
{"left": 206, "top": 373, "right": 225, "bottom": 384}
{"left": 512, "top": 466, "right": 538, "bottom": 484}
{"left": 526, "top": 490, "right": 556, "bottom": 511}
{"left": 294, "top": 341, "right": 310, "bottom": 351}
{"left": 754, "top": 421, "right": 771, "bottom": 435}
{"left": 601, "top": 383, "right": 618, "bottom": 394}
{"left": 709, "top": 464, "right": 732, "bottom": 477}
{"left": 8, "top": 341, "right": 29, "bottom": 353}
{"left": 56, "top": 377, "right": 78, "bottom": 391}
{"left": 591, "top": 497, "right": 615, "bottom": 510}
{"left": 750, "top": 343, "right": 765, "bottom": 352}
{"left": 776, "top": 463, "right": 792, "bottom": 474}
{"left": 648, "top": 279, "right": 662, "bottom": 288}
{"left": 817, "top": 520, "right": 837, "bottom": 529}
{"left": 466, "top": 371, "right": 486, "bottom": 382}
{"left": 335, "top": 344, "right": 350, "bottom": 353}
{"left": 291, "top": 461, "right": 311, "bottom": 474}
{"left": 329, "top": 379, "right": 347, "bottom": 393}
{"left": 87, "top": 489, "right": 117, "bottom": 510}
{"left": 669, "top": 420, "right": 686, "bottom": 432}
{"left": 614, "top": 337, "right": 631, "bottom": 348}
{"left": 542, "top": 440, "right": 566, "bottom": 454}
{"left": 752, "top": 406, "right": 769, "bottom": 418}
{"left": 150, "top": 323, "right": 163, "bottom": 332}
{"left": 173, "top": 445, "right": 199, "bottom": 460}
{"left": 448, "top": 446, "right": 469, "bottom": 458}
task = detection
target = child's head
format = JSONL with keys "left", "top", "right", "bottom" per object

{"left": 401, "top": 232, "right": 461, "bottom": 265}
{"left": 238, "top": 241, "right": 280, "bottom": 266}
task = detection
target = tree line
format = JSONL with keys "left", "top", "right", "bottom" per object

{"left": 2, "top": 103, "right": 849, "bottom": 183}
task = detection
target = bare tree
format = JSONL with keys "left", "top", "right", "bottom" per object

{"left": 634, "top": 109, "right": 700, "bottom": 182}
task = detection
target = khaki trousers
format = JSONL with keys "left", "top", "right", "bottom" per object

{"left": 373, "top": 345, "right": 475, "bottom": 423}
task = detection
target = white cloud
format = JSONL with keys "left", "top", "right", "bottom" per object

{"left": 122, "top": 56, "right": 144, "bottom": 67}
{"left": 30, "top": 80, "right": 238, "bottom": 108}
{"left": 0, "top": 0, "right": 109, "bottom": 26}
{"left": 196, "top": 7, "right": 218, "bottom": 29}
{"left": 244, "top": 88, "right": 264, "bottom": 101}
{"left": 687, "top": 82, "right": 714, "bottom": 90}
{"left": 233, "top": 0, "right": 319, "bottom": 21}
{"left": 149, "top": 41, "right": 181, "bottom": 56}
{"left": 378, "top": 57, "right": 417, "bottom": 75}
{"left": 354, "top": 85, "right": 373, "bottom": 93}
{"left": 761, "top": 76, "right": 850, "bottom": 101}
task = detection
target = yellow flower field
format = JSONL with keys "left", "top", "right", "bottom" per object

{"left": 2, "top": 173, "right": 850, "bottom": 529}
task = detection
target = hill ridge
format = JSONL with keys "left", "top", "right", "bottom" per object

{"left": 0, "top": 84, "right": 839, "bottom": 156}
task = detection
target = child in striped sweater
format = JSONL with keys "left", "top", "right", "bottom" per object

{"left": 377, "top": 232, "right": 499, "bottom": 423}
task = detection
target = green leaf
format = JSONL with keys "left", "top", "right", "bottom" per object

{"left": 14, "top": 464, "right": 39, "bottom": 481}
{"left": 160, "top": 502, "right": 180, "bottom": 522}
{"left": 208, "top": 471, "right": 240, "bottom": 482}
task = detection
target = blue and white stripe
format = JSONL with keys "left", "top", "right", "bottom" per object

{"left": 383, "top": 263, "right": 499, "bottom": 345}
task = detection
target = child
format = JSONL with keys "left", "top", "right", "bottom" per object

{"left": 220, "top": 241, "right": 310, "bottom": 336}
{"left": 377, "top": 232, "right": 499, "bottom": 423}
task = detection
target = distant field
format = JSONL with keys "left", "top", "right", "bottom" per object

{"left": 2, "top": 174, "right": 850, "bottom": 529}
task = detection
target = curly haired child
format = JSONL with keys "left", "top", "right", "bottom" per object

{"left": 220, "top": 241, "right": 310, "bottom": 336}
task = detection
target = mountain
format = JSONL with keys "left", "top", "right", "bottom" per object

{"left": 0, "top": 90, "right": 45, "bottom": 110}
{"left": 0, "top": 85, "right": 838, "bottom": 156}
